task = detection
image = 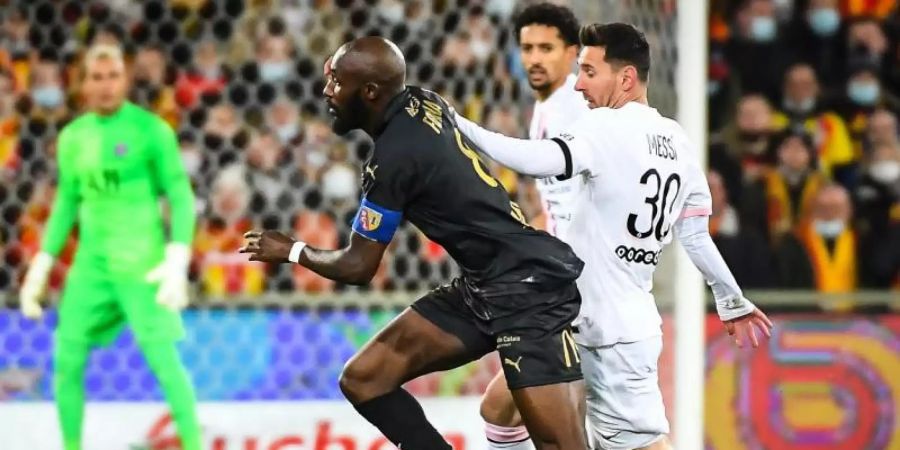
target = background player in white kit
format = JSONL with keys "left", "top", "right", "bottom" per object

{"left": 458, "top": 22, "right": 774, "bottom": 450}
{"left": 476, "top": 4, "right": 590, "bottom": 450}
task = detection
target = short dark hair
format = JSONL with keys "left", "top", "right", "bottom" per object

{"left": 514, "top": 3, "right": 580, "bottom": 47}
{"left": 579, "top": 23, "right": 651, "bottom": 82}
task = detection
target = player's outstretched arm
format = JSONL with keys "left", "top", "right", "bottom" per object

{"left": 454, "top": 112, "right": 568, "bottom": 178}
{"left": 240, "top": 231, "right": 387, "bottom": 286}
{"left": 674, "top": 215, "right": 773, "bottom": 347}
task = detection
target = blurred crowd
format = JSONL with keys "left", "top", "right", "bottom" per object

{"left": 708, "top": 0, "right": 900, "bottom": 291}
{"left": 0, "top": 0, "right": 897, "bottom": 298}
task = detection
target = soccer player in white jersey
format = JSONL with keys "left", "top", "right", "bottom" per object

{"left": 458, "top": 23, "right": 773, "bottom": 450}
{"left": 477, "top": 4, "right": 591, "bottom": 450}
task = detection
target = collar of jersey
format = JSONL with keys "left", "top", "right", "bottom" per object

{"left": 374, "top": 87, "right": 410, "bottom": 138}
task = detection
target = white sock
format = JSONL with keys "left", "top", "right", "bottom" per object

{"left": 485, "top": 423, "right": 534, "bottom": 450}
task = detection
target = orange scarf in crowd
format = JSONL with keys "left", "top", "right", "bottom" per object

{"left": 798, "top": 224, "right": 857, "bottom": 293}
{"left": 765, "top": 171, "right": 824, "bottom": 239}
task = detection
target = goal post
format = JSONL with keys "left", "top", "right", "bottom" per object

{"left": 674, "top": 1, "right": 710, "bottom": 449}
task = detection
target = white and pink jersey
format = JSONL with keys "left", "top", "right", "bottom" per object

{"left": 527, "top": 74, "right": 590, "bottom": 241}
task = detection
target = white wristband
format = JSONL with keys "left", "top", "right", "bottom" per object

{"left": 288, "top": 241, "right": 307, "bottom": 263}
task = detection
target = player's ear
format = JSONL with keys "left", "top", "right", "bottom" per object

{"left": 621, "top": 65, "right": 638, "bottom": 92}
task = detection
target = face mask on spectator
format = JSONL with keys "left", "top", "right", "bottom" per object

{"left": 276, "top": 123, "right": 299, "bottom": 143}
{"left": 259, "top": 61, "right": 292, "bottom": 82}
{"left": 750, "top": 16, "right": 777, "bottom": 43}
{"left": 379, "top": 3, "right": 404, "bottom": 23}
{"left": 738, "top": 131, "right": 769, "bottom": 154}
{"left": 471, "top": 39, "right": 492, "bottom": 61}
{"left": 807, "top": 8, "right": 841, "bottom": 37}
{"left": 869, "top": 160, "right": 900, "bottom": 184}
{"left": 33, "top": 86, "right": 64, "bottom": 108}
{"left": 322, "top": 164, "right": 358, "bottom": 202}
{"left": 783, "top": 97, "right": 815, "bottom": 115}
{"left": 181, "top": 149, "right": 202, "bottom": 177}
{"left": 813, "top": 219, "right": 845, "bottom": 238}
{"left": 847, "top": 81, "right": 880, "bottom": 106}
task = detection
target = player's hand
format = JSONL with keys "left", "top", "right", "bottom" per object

{"left": 240, "top": 230, "right": 295, "bottom": 263}
{"left": 724, "top": 307, "right": 773, "bottom": 348}
{"left": 19, "top": 252, "right": 55, "bottom": 320}
{"left": 145, "top": 243, "right": 191, "bottom": 312}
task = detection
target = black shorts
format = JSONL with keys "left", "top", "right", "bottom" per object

{"left": 410, "top": 278, "right": 583, "bottom": 389}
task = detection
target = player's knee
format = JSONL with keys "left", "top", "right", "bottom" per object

{"left": 339, "top": 357, "right": 393, "bottom": 404}
{"left": 480, "top": 392, "right": 521, "bottom": 427}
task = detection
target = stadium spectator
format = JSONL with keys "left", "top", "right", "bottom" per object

{"left": 725, "top": 0, "right": 793, "bottom": 102}
{"left": 0, "top": 68, "right": 18, "bottom": 174}
{"left": 855, "top": 140, "right": 900, "bottom": 288}
{"left": 265, "top": 97, "right": 302, "bottom": 147}
{"left": 246, "top": 128, "right": 300, "bottom": 222}
{"left": 846, "top": 16, "right": 890, "bottom": 72}
{"left": 132, "top": 45, "right": 179, "bottom": 127}
{"left": 838, "top": 64, "right": 900, "bottom": 154}
{"left": 195, "top": 165, "right": 264, "bottom": 296}
{"left": 786, "top": 0, "right": 846, "bottom": 91}
{"left": 256, "top": 34, "right": 296, "bottom": 84}
{"left": 709, "top": 170, "right": 778, "bottom": 288}
{"left": 709, "top": 94, "right": 777, "bottom": 223}
{"left": 295, "top": 118, "right": 334, "bottom": 181}
{"left": 764, "top": 130, "right": 827, "bottom": 242}
{"left": 175, "top": 40, "right": 227, "bottom": 109}
{"left": 291, "top": 210, "right": 338, "bottom": 293}
{"left": 27, "top": 57, "right": 69, "bottom": 123}
{"left": 776, "top": 184, "right": 858, "bottom": 291}
{"left": 868, "top": 108, "right": 899, "bottom": 149}
{"left": 773, "top": 63, "right": 856, "bottom": 183}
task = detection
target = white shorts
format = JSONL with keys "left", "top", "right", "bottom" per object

{"left": 579, "top": 336, "right": 669, "bottom": 450}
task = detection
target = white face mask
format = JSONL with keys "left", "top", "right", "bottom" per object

{"left": 379, "top": 3, "right": 404, "bottom": 23}
{"left": 784, "top": 97, "right": 816, "bottom": 115}
{"left": 471, "top": 39, "right": 492, "bottom": 61}
{"left": 869, "top": 160, "right": 900, "bottom": 184}
{"left": 181, "top": 150, "right": 202, "bottom": 177}
{"left": 813, "top": 219, "right": 846, "bottom": 238}
{"left": 276, "top": 123, "right": 299, "bottom": 143}
{"left": 322, "top": 164, "right": 358, "bottom": 201}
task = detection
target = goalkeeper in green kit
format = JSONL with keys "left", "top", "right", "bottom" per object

{"left": 18, "top": 44, "right": 202, "bottom": 450}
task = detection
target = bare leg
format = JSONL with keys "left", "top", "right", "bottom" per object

{"left": 511, "top": 380, "right": 587, "bottom": 450}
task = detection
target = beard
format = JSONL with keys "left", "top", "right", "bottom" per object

{"left": 330, "top": 90, "right": 369, "bottom": 135}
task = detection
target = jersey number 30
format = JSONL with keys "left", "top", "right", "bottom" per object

{"left": 627, "top": 169, "right": 681, "bottom": 241}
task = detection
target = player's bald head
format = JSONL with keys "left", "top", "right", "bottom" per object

{"left": 330, "top": 36, "right": 406, "bottom": 93}
{"left": 323, "top": 37, "right": 408, "bottom": 135}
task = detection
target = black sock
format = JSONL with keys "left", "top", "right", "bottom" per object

{"left": 352, "top": 388, "right": 452, "bottom": 450}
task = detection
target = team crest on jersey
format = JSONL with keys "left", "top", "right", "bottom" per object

{"left": 359, "top": 206, "right": 383, "bottom": 231}
{"left": 406, "top": 97, "right": 420, "bottom": 117}
{"left": 114, "top": 143, "right": 128, "bottom": 157}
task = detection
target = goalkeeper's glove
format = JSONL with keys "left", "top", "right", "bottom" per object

{"left": 145, "top": 243, "right": 191, "bottom": 311}
{"left": 19, "top": 252, "right": 54, "bottom": 319}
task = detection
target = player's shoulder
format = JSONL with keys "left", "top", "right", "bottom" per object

{"left": 376, "top": 86, "right": 453, "bottom": 154}
{"left": 124, "top": 102, "right": 174, "bottom": 131}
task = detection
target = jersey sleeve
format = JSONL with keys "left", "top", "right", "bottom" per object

{"left": 149, "top": 117, "right": 196, "bottom": 246}
{"left": 352, "top": 141, "right": 416, "bottom": 244}
{"left": 41, "top": 128, "right": 80, "bottom": 256}
{"left": 453, "top": 112, "right": 568, "bottom": 178}
{"left": 679, "top": 158, "right": 713, "bottom": 219}
{"left": 553, "top": 108, "right": 613, "bottom": 180}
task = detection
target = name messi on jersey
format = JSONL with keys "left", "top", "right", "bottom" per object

{"left": 646, "top": 134, "right": 677, "bottom": 161}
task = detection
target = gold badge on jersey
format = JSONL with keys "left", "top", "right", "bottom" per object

{"left": 406, "top": 97, "right": 420, "bottom": 117}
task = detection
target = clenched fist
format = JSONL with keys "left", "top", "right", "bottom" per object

{"left": 239, "top": 230, "right": 296, "bottom": 263}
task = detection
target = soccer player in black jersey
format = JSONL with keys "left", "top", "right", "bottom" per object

{"left": 241, "top": 36, "right": 588, "bottom": 450}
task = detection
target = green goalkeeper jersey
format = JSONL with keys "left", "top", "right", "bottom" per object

{"left": 42, "top": 102, "right": 195, "bottom": 277}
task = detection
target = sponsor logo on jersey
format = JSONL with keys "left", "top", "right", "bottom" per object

{"left": 359, "top": 207, "right": 383, "bottom": 231}
{"left": 615, "top": 245, "right": 662, "bottom": 266}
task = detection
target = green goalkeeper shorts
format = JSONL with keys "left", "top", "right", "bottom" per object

{"left": 55, "top": 266, "right": 185, "bottom": 346}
